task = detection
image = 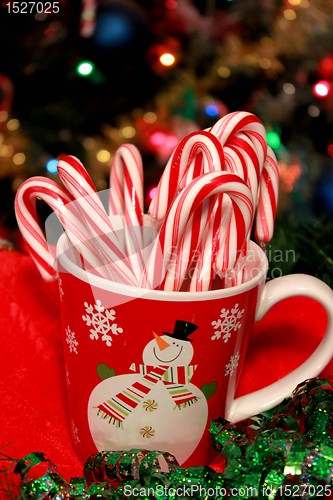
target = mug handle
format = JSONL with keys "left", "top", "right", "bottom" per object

{"left": 226, "top": 274, "right": 333, "bottom": 423}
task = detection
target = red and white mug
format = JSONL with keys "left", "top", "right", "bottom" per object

{"left": 56, "top": 234, "right": 333, "bottom": 468}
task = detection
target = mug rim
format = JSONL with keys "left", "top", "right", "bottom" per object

{"left": 56, "top": 233, "right": 269, "bottom": 301}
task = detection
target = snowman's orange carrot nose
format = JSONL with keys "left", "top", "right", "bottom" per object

{"left": 153, "top": 331, "right": 170, "bottom": 351}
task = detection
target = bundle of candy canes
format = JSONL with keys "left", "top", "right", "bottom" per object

{"left": 14, "top": 111, "right": 279, "bottom": 292}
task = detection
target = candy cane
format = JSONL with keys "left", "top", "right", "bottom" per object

{"left": 14, "top": 177, "right": 117, "bottom": 282}
{"left": 254, "top": 146, "right": 280, "bottom": 246}
{"left": 209, "top": 111, "right": 267, "bottom": 159}
{"left": 187, "top": 196, "right": 233, "bottom": 292}
{"left": 153, "top": 126, "right": 261, "bottom": 291}
{"left": 109, "top": 144, "right": 144, "bottom": 224}
{"left": 163, "top": 126, "right": 262, "bottom": 291}
{"left": 224, "top": 134, "right": 262, "bottom": 202}
{"left": 161, "top": 116, "right": 266, "bottom": 289}
{"left": 208, "top": 112, "right": 270, "bottom": 287}
{"left": 210, "top": 111, "right": 267, "bottom": 202}
{"left": 57, "top": 155, "right": 139, "bottom": 285}
{"left": 108, "top": 144, "right": 145, "bottom": 281}
{"left": 160, "top": 194, "right": 233, "bottom": 292}
{"left": 14, "top": 177, "right": 70, "bottom": 280}
{"left": 159, "top": 201, "right": 212, "bottom": 291}
{"left": 212, "top": 135, "right": 262, "bottom": 280}
{"left": 149, "top": 131, "right": 228, "bottom": 289}
{"left": 141, "top": 172, "right": 253, "bottom": 289}
{"left": 148, "top": 130, "right": 225, "bottom": 222}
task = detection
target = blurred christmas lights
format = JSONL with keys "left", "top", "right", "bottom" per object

{"left": 312, "top": 80, "right": 331, "bottom": 98}
{"left": 76, "top": 61, "right": 95, "bottom": 77}
{"left": 204, "top": 103, "right": 219, "bottom": 117}
{"left": 317, "top": 54, "right": 333, "bottom": 79}
{"left": 147, "top": 39, "right": 180, "bottom": 74}
{"left": 94, "top": 12, "right": 132, "bottom": 48}
{"left": 46, "top": 159, "right": 58, "bottom": 174}
{"left": 266, "top": 130, "right": 281, "bottom": 150}
{"left": 279, "top": 161, "right": 302, "bottom": 192}
{"left": 148, "top": 186, "right": 157, "bottom": 201}
{"left": 149, "top": 131, "right": 178, "bottom": 157}
{"left": 327, "top": 144, "right": 333, "bottom": 157}
{"left": 159, "top": 52, "right": 176, "bottom": 67}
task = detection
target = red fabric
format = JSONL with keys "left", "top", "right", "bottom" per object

{"left": 0, "top": 249, "right": 332, "bottom": 482}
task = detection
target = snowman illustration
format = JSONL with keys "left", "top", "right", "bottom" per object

{"left": 88, "top": 320, "right": 209, "bottom": 465}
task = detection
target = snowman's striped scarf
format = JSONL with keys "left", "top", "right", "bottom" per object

{"left": 96, "top": 364, "right": 198, "bottom": 426}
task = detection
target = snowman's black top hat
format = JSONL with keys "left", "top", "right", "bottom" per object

{"left": 162, "top": 320, "right": 198, "bottom": 342}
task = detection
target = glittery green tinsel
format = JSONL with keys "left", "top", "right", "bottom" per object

{"left": 1, "top": 376, "right": 332, "bottom": 499}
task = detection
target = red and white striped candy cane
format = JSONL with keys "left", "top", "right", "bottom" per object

{"left": 162, "top": 128, "right": 260, "bottom": 291}
{"left": 214, "top": 210, "right": 250, "bottom": 281}
{"left": 209, "top": 111, "right": 267, "bottom": 160}
{"left": 210, "top": 111, "right": 267, "bottom": 202}
{"left": 149, "top": 130, "right": 227, "bottom": 289}
{"left": 254, "top": 146, "right": 279, "bottom": 246}
{"left": 148, "top": 130, "right": 225, "bottom": 222}
{"left": 154, "top": 126, "right": 259, "bottom": 291}
{"left": 209, "top": 113, "right": 267, "bottom": 278}
{"left": 57, "top": 155, "right": 139, "bottom": 285}
{"left": 14, "top": 177, "right": 71, "bottom": 281}
{"left": 209, "top": 112, "right": 270, "bottom": 284}
{"left": 160, "top": 202, "right": 211, "bottom": 291}
{"left": 161, "top": 195, "right": 233, "bottom": 291}
{"left": 14, "top": 176, "right": 116, "bottom": 282}
{"left": 212, "top": 115, "right": 279, "bottom": 247}
{"left": 187, "top": 196, "right": 233, "bottom": 292}
{"left": 141, "top": 171, "right": 253, "bottom": 289}
{"left": 109, "top": 144, "right": 144, "bottom": 225}
{"left": 224, "top": 133, "right": 262, "bottom": 202}
{"left": 108, "top": 144, "right": 145, "bottom": 281}
{"left": 214, "top": 138, "right": 259, "bottom": 278}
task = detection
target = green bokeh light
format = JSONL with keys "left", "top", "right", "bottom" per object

{"left": 266, "top": 130, "right": 281, "bottom": 149}
{"left": 76, "top": 61, "right": 95, "bottom": 77}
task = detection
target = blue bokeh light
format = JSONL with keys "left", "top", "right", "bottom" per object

{"left": 94, "top": 11, "right": 135, "bottom": 48}
{"left": 205, "top": 104, "right": 219, "bottom": 117}
{"left": 46, "top": 158, "right": 58, "bottom": 174}
{"left": 318, "top": 172, "right": 333, "bottom": 215}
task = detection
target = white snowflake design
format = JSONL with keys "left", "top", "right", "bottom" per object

{"left": 71, "top": 421, "right": 81, "bottom": 445}
{"left": 82, "top": 299, "right": 123, "bottom": 347}
{"left": 65, "top": 326, "right": 79, "bottom": 354}
{"left": 224, "top": 351, "right": 241, "bottom": 377}
{"left": 65, "top": 367, "right": 70, "bottom": 386}
{"left": 211, "top": 303, "right": 244, "bottom": 342}
{"left": 58, "top": 277, "right": 64, "bottom": 301}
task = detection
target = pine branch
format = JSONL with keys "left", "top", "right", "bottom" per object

{"left": 267, "top": 216, "right": 333, "bottom": 288}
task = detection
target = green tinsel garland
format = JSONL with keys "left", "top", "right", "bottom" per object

{"left": 1, "top": 377, "right": 332, "bottom": 499}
